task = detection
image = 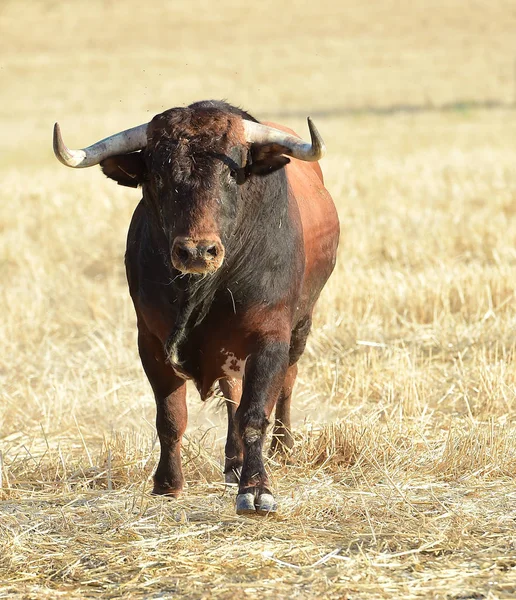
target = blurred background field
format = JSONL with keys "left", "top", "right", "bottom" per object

{"left": 1, "top": 1, "right": 516, "bottom": 598}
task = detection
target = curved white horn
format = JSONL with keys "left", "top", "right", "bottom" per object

{"left": 53, "top": 122, "right": 149, "bottom": 168}
{"left": 243, "top": 117, "right": 325, "bottom": 162}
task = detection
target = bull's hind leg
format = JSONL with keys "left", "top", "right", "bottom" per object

{"left": 270, "top": 364, "right": 297, "bottom": 456}
{"left": 138, "top": 330, "right": 187, "bottom": 497}
{"left": 219, "top": 378, "right": 243, "bottom": 484}
{"left": 269, "top": 315, "right": 312, "bottom": 456}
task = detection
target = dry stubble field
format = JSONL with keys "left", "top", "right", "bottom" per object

{"left": 2, "top": 1, "right": 516, "bottom": 598}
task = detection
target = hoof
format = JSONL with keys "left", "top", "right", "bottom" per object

{"left": 236, "top": 487, "right": 277, "bottom": 516}
{"left": 255, "top": 493, "right": 277, "bottom": 516}
{"left": 224, "top": 466, "right": 242, "bottom": 485}
{"left": 236, "top": 492, "right": 256, "bottom": 515}
{"left": 152, "top": 485, "right": 182, "bottom": 498}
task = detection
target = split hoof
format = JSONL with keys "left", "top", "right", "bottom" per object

{"left": 236, "top": 488, "right": 277, "bottom": 516}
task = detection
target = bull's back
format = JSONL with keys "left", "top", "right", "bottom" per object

{"left": 288, "top": 158, "right": 339, "bottom": 314}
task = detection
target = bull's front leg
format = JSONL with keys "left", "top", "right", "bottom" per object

{"left": 138, "top": 330, "right": 188, "bottom": 497}
{"left": 153, "top": 380, "right": 187, "bottom": 496}
{"left": 235, "top": 341, "right": 289, "bottom": 515}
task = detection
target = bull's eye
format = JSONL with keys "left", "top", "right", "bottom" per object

{"left": 229, "top": 167, "right": 246, "bottom": 185}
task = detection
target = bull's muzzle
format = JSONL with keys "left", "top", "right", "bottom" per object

{"left": 171, "top": 236, "right": 225, "bottom": 274}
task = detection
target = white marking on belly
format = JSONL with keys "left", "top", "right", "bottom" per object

{"left": 221, "top": 348, "right": 247, "bottom": 380}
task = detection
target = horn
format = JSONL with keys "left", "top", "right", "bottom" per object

{"left": 53, "top": 122, "right": 149, "bottom": 168}
{"left": 243, "top": 117, "right": 325, "bottom": 162}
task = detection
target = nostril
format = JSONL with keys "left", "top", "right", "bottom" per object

{"left": 205, "top": 245, "right": 219, "bottom": 259}
{"left": 174, "top": 246, "right": 191, "bottom": 263}
{"left": 172, "top": 237, "right": 223, "bottom": 270}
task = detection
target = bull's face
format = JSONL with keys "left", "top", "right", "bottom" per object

{"left": 100, "top": 107, "right": 290, "bottom": 275}
{"left": 53, "top": 101, "right": 325, "bottom": 275}
{"left": 142, "top": 111, "right": 247, "bottom": 275}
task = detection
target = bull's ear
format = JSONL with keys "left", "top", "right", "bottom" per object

{"left": 248, "top": 143, "right": 291, "bottom": 176}
{"left": 100, "top": 152, "right": 146, "bottom": 188}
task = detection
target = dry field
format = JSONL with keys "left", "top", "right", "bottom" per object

{"left": 2, "top": 1, "right": 516, "bottom": 598}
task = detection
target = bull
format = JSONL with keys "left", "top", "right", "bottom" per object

{"left": 53, "top": 100, "right": 339, "bottom": 515}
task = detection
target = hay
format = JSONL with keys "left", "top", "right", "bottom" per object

{"left": 2, "top": 0, "right": 516, "bottom": 597}
{"left": 1, "top": 421, "right": 516, "bottom": 599}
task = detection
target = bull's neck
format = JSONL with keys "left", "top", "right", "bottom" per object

{"left": 221, "top": 168, "right": 299, "bottom": 305}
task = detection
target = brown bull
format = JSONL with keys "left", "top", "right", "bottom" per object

{"left": 53, "top": 100, "right": 339, "bottom": 515}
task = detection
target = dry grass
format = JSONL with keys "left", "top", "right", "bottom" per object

{"left": 2, "top": 1, "right": 516, "bottom": 598}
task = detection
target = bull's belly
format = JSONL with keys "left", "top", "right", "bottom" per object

{"left": 169, "top": 344, "right": 248, "bottom": 400}
{"left": 220, "top": 348, "right": 248, "bottom": 380}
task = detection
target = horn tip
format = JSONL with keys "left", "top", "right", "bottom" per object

{"left": 53, "top": 122, "right": 62, "bottom": 142}
{"left": 307, "top": 116, "right": 326, "bottom": 159}
{"left": 53, "top": 122, "right": 60, "bottom": 145}
{"left": 53, "top": 122, "right": 67, "bottom": 165}
{"left": 53, "top": 122, "right": 85, "bottom": 167}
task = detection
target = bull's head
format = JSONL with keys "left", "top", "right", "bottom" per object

{"left": 53, "top": 102, "right": 325, "bottom": 275}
